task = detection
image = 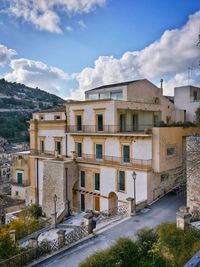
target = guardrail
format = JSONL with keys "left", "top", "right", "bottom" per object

{"left": 76, "top": 154, "right": 152, "bottom": 170}
{"left": 184, "top": 250, "right": 200, "bottom": 267}
{"left": 67, "top": 124, "right": 153, "bottom": 134}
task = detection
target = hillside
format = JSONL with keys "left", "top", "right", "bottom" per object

{"left": 0, "top": 79, "right": 65, "bottom": 143}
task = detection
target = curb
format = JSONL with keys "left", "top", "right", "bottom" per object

{"left": 27, "top": 216, "right": 130, "bottom": 267}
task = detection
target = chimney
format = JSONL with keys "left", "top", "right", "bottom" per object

{"left": 160, "top": 78, "right": 163, "bottom": 95}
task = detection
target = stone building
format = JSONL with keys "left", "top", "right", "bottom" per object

{"left": 0, "top": 156, "right": 11, "bottom": 194}
{"left": 186, "top": 135, "right": 200, "bottom": 211}
{"left": 11, "top": 79, "right": 200, "bottom": 221}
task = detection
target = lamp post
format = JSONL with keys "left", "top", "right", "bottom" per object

{"left": 132, "top": 171, "right": 137, "bottom": 214}
{"left": 53, "top": 194, "right": 58, "bottom": 228}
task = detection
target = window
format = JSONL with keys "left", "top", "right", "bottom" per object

{"left": 99, "top": 92, "right": 109, "bottom": 99}
{"left": 16, "top": 172, "right": 23, "bottom": 185}
{"left": 97, "top": 114, "right": 103, "bottom": 131}
{"left": 40, "top": 140, "right": 45, "bottom": 153}
{"left": 88, "top": 93, "right": 99, "bottom": 100}
{"left": 55, "top": 115, "right": 61, "bottom": 120}
{"left": 122, "top": 145, "right": 130, "bottom": 163}
{"left": 80, "top": 171, "right": 85, "bottom": 188}
{"left": 76, "top": 143, "right": 82, "bottom": 158}
{"left": 76, "top": 115, "right": 82, "bottom": 131}
{"left": 95, "top": 144, "right": 103, "bottom": 159}
{"left": 161, "top": 173, "right": 169, "bottom": 182}
{"left": 194, "top": 91, "right": 198, "bottom": 101}
{"left": 39, "top": 115, "right": 44, "bottom": 120}
{"left": 80, "top": 194, "right": 85, "bottom": 211}
{"left": 94, "top": 173, "right": 100, "bottom": 191}
{"left": 118, "top": 171, "right": 125, "bottom": 192}
{"left": 167, "top": 147, "right": 176, "bottom": 156}
{"left": 55, "top": 141, "right": 61, "bottom": 156}
{"left": 111, "top": 91, "right": 122, "bottom": 100}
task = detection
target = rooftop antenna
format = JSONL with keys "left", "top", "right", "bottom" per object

{"left": 188, "top": 28, "right": 200, "bottom": 85}
{"left": 197, "top": 25, "right": 200, "bottom": 66}
{"left": 160, "top": 78, "right": 163, "bottom": 89}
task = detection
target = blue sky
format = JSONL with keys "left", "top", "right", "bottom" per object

{"left": 0, "top": 0, "right": 200, "bottom": 99}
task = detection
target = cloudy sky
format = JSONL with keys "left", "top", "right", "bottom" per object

{"left": 0, "top": 0, "right": 200, "bottom": 99}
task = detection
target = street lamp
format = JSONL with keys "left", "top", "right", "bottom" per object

{"left": 132, "top": 171, "right": 137, "bottom": 214}
{"left": 53, "top": 194, "right": 58, "bottom": 228}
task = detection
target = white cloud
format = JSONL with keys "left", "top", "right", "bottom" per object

{"left": 0, "top": 44, "right": 17, "bottom": 66}
{"left": 70, "top": 11, "right": 200, "bottom": 99}
{"left": 66, "top": 25, "right": 73, "bottom": 32}
{"left": 162, "top": 69, "right": 200, "bottom": 96}
{"left": 78, "top": 19, "right": 87, "bottom": 29}
{"left": 5, "top": 58, "right": 69, "bottom": 95}
{"left": 5, "top": 0, "right": 107, "bottom": 33}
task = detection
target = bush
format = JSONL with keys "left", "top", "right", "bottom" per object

{"left": 136, "top": 228, "right": 158, "bottom": 258}
{"left": 80, "top": 248, "right": 115, "bottom": 267}
{"left": 0, "top": 232, "right": 21, "bottom": 260}
{"left": 110, "top": 238, "right": 140, "bottom": 267}
{"left": 27, "top": 204, "right": 43, "bottom": 219}
{"left": 157, "top": 222, "right": 200, "bottom": 267}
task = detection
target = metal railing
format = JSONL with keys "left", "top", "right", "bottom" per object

{"left": 94, "top": 204, "right": 128, "bottom": 223}
{"left": 11, "top": 181, "right": 30, "bottom": 187}
{"left": 76, "top": 153, "right": 152, "bottom": 170}
{"left": 67, "top": 124, "right": 153, "bottom": 134}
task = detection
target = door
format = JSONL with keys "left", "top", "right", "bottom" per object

{"left": 80, "top": 194, "right": 85, "bottom": 211}
{"left": 17, "top": 172, "right": 23, "bottom": 185}
{"left": 132, "top": 114, "right": 138, "bottom": 131}
{"left": 94, "top": 196, "right": 100, "bottom": 211}
{"left": 153, "top": 115, "right": 159, "bottom": 127}
{"left": 120, "top": 114, "right": 126, "bottom": 132}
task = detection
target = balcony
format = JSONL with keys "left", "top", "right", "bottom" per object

{"left": 30, "top": 149, "right": 56, "bottom": 158}
{"left": 11, "top": 181, "right": 30, "bottom": 187}
{"left": 67, "top": 124, "right": 153, "bottom": 134}
{"left": 76, "top": 154, "right": 152, "bottom": 171}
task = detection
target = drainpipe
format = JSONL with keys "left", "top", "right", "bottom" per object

{"left": 36, "top": 158, "right": 39, "bottom": 205}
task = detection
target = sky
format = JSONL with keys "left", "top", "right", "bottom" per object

{"left": 0, "top": 0, "right": 200, "bottom": 99}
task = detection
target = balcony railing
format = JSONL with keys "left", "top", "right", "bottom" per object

{"left": 30, "top": 149, "right": 55, "bottom": 158}
{"left": 76, "top": 153, "right": 152, "bottom": 170}
{"left": 67, "top": 124, "right": 153, "bottom": 134}
{"left": 11, "top": 181, "right": 30, "bottom": 187}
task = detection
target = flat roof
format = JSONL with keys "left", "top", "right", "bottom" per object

{"left": 64, "top": 98, "right": 113, "bottom": 105}
{"left": 33, "top": 107, "right": 65, "bottom": 114}
{"left": 86, "top": 79, "right": 146, "bottom": 92}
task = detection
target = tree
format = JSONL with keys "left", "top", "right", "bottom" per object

{"left": 0, "top": 232, "right": 20, "bottom": 260}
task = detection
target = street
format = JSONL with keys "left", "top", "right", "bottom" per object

{"left": 36, "top": 193, "right": 185, "bottom": 267}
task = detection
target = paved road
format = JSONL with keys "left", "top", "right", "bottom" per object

{"left": 37, "top": 193, "right": 185, "bottom": 267}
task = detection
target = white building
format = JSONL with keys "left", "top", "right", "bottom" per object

{"left": 11, "top": 79, "right": 200, "bottom": 220}
{"left": 174, "top": 85, "right": 200, "bottom": 122}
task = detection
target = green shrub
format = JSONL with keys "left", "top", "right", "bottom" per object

{"left": 157, "top": 222, "right": 200, "bottom": 267}
{"left": 80, "top": 248, "right": 115, "bottom": 267}
{"left": 27, "top": 204, "right": 43, "bottom": 219}
{"left": 0, "top": 232, "right": 21, "bottom": 260}
{"left": 110, "top": 238, "right": 140, "bottom": 267}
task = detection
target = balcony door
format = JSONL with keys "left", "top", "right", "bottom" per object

{"left": 132, "top": 114, "right": 138, "bottom": 131}
{"left": 97, "top": 114, "right": 103, "bottom": 132}
{"left": 120, "top": 114, "right": 126, "bottom": 132}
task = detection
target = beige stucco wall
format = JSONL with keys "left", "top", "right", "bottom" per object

{"left": 152, "top": 127, "right": 200, "bottom": 173}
